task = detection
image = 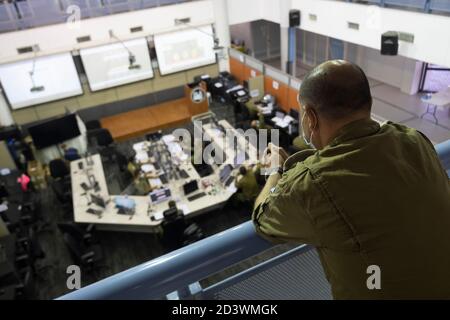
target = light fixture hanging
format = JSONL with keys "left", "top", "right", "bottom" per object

{"left": 29, "top": 45, "right": 45, "bottom": 93}
{"left": 109, "top": 30, "right": 141, "bottom": 70}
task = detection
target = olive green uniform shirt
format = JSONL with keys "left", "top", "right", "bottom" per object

{"left": 236, "top": 171, "right": 260, "bottom": 202}
{"left": 253, "top": 119, "right": 450, "bottom": 299}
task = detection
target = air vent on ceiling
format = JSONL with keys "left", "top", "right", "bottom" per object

{"left": 77, "top": 35, "right": 91, "bottom": 43}
{"left": 175, "top": 17, "right": 191, "bottom": 25}
{"left": 130, "top": 26, "right": 143, "bottom": 33}
{"left": 17, "top": 45, "right": 38, "bottom": 54}
{"left": 348, "top": 22, "right": 359, "bottom": 30}
{"left": 309, "top": 14, "right": 317, "bottom": 21}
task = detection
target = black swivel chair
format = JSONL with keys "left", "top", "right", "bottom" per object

{"left": 49, "top": 159, "right": 70, "bottom": 180}
{"left": 57, "top": 222, "right": 97, "bottom": 246}
{"left": 85, "top": 120, "right": 102, "bottom": 131}
{"left": 95, "top": 129, "right": 116, "bottom": 162}
{"left": 62, "top": 233, "right": 104, "bottom": 272}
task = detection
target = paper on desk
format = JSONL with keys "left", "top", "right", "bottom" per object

{"left": 167, "top": 143, "right": 182, "bottom": 155}
{"left": 133, "top": 141, "right": 148, "bottom": 152}
{"left": 162, "top": 134, "right": 175, "bottom": 145}
{"left": 153, "top": 211, "right": 164, "bottom": 221}
{"left": 237, "top": 90, "right": 246, "bottom": 97}
{"left": 135, "top": 151, "right": 149, "bottom": 162}
{"left": 149, "top": 178, "right": 163, "bottom": 188}
{"left": 226, "top": 182, "right": 237, "bottom": 193}
{"left": 141, "top": 164, "right": 155, "bottom": 173}
{"left": 214, "top": 82, "right": 223, "bottom": 88}
{"left": 179, "top": 204, "right": 191, "bottom": 216}
{"left": 0, "top": 168, "right": 11, "bottom": 176}
{"left": 0, "top": 203, "right": 8, "bottom": 213}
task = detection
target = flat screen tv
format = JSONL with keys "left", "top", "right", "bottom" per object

{"left": 29, "top": 113, "right": 80, "bottom": 150}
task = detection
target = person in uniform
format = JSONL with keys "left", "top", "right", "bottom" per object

{"left": 252, "top": 60, "right": 450, "bottom": 299}
{"left": 235, "top": 166, "right": 260, "bottom": 203}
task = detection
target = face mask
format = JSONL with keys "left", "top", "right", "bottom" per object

{"left": 301, "top": 111, "right": 316, "bottom": 149}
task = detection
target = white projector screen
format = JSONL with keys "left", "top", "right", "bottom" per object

{"left": 80, "top": 38, "right": 154, "bottom": 92}
{"left": 154, "top": 25, "right": 217, "bottom": 76}
{"left": 0, "top": 53, "right": 83, "bottom": 110}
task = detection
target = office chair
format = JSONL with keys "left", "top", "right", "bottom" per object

{"left": 161, "top": 207, "right": 187, "bottom": 252}
{"left": 182, "top": 223, "right": 205, "bottom": 246}
{"left": 57, "top": 222, "right": 97, "bottom": 246}
{"left": 95, "top": 129, "right": 116, "bottom": 162}
{"left": 15, "top": 267, "right": 35, "bottom": 300}
{"left": 62, "top": 233, "right": 104, "bottom": 272}
{"left": 49, "top": 159, "right": 70, "bottom": 180}
{"left": 16, "top": 227, "right": 52, "bottom": 280}
{"left": 85, "top": 120, "right": 102, "bottom": 131}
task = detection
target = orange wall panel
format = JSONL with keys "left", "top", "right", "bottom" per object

{"left": 229, "top": 57, "right": 245, "bottom": 84}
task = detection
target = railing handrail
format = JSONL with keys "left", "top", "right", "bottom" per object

{"left": 58, "top": 221, "right": 273, "bottom": 300}
{"left": 58, "top": 139, "right": 450, "bottom": 300}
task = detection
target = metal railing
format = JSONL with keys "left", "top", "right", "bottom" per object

{"left": 58, "top": 139, "right": 450, "bottom": 300}
{"left": 0, "top": 0, "right": 194, "bottom": 33}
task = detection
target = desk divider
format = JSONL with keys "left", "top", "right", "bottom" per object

{"left": 228, "top": 48, "right": 303, "bottom": 113}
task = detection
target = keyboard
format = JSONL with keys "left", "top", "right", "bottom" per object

{"left": 187, "top": 192, "right": 206, "bottom": 202}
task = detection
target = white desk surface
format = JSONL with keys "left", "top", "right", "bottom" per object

{"left": 424, "top": 88, "right": 450, "bottom": 107}
{"left": 71, "top": 155, "right": 160, "bottom": 227}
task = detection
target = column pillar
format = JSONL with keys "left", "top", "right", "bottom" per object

{"left": 212, "top": 0, "right": 231, "bottom": 72}
{"left": 279, "top": 0, "right": 291, "bottom": 74}
{"left": 0, "top": 89, "right": 14, "bottom": 127}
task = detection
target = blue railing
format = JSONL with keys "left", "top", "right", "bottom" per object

{"left": 58, "top": 139, "right": 450, "bottom": 300}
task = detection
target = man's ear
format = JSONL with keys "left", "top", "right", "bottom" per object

{"left": 307, "top": 108, "right": 318, "bottom": 132}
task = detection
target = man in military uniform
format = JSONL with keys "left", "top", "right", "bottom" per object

{"left": 252, "top": 60, "right": 450, "bottom": 299}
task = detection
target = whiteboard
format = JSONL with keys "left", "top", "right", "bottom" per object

{"left": 154, "top": 25, "right": 217, "bottom": 76}
{"left": 0, "top": 53, "right": 82, "bottom": 110}
{"left": 80, "top": 38, "right": 154, "bottom": 92}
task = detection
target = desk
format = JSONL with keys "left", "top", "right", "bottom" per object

{"left": 421, "top": 88, "right": 450, "bottom": 124}
{"left": 100, "top": 98, "right": 193, "bottom": 142}
{"left": 71, "top": 155, "right": 160, "bottom": 233}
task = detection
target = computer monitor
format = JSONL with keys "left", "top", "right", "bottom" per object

{"left": 90, "top": 194, "right": 106, "bottom": 208}
{"left": 183, "top": 180, "right": 199, "bottom": 196}
{"left": 290, "top": 108, "right": 299, "bottom": 120}
{"left": 220, "top": 164, "right": 233, "bottom": 183}
{"left": 28, "top": 114, "right": 80, "bottom": 150}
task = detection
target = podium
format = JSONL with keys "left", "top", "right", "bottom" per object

{"left": 184, "top": 81, "right": 209, "bottom": 117}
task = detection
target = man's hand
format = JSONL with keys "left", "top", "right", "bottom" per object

{"left": 262, "top": 143, "right": 289, "bottom": 170}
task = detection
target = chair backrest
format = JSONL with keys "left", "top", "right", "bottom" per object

{"left": 85, "top": 120, "right": 102, "bottom": 131}
{"left": 49, "top": 159, "right": 69, "bottom": 179}
{"left": 162, "top": 214, "right": 186, "bottom": 250}
{"left": 96, "top": 129, "right": 114, "bottom": 147}
{"left": 63, "top": 233, "right": 84, "bottom": 264}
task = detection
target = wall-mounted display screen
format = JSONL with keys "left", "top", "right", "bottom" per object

{"left": 80, "top": 37, "right": 154, "bottom": 92}
{"left": 0, "top": 53, "right": 83, "bottom": 109}
{"left": 28, "top": 113, "right": 81, "bottom": 150}
{"left": 154, "top": 25, "right": 217, "bottom": 76}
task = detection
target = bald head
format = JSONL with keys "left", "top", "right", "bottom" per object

{"left": 299, "top": 60, "right": 372, "bottom": 119}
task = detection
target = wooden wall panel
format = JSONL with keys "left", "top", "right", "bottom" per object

{"left": 264, "top": 76, "right": 289, "bottom": 113}
{"left": 229, "top": 57, "right": 245, "bottom": 84}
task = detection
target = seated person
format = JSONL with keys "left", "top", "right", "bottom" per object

{"left": 235, "top": 166, "right": 260, "bottom": 203}
{"left": 251, "top": 112, "right": 272, "bottom": 131}
{"left": 134, "top": 173, "right": 151, "bottom": 195}
{"left": 244, "top": 99, "right": 259, "bottom": 119}
{"left": 161, "top": 201, "right": 186, "bottom": 251}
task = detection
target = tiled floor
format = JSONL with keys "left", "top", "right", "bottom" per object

{"left": 262, "top": 58, "right": 450, "bottom": 145}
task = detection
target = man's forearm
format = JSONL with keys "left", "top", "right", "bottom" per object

{"left": 254, "top": 173, "right": 281, "bottom": 211}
